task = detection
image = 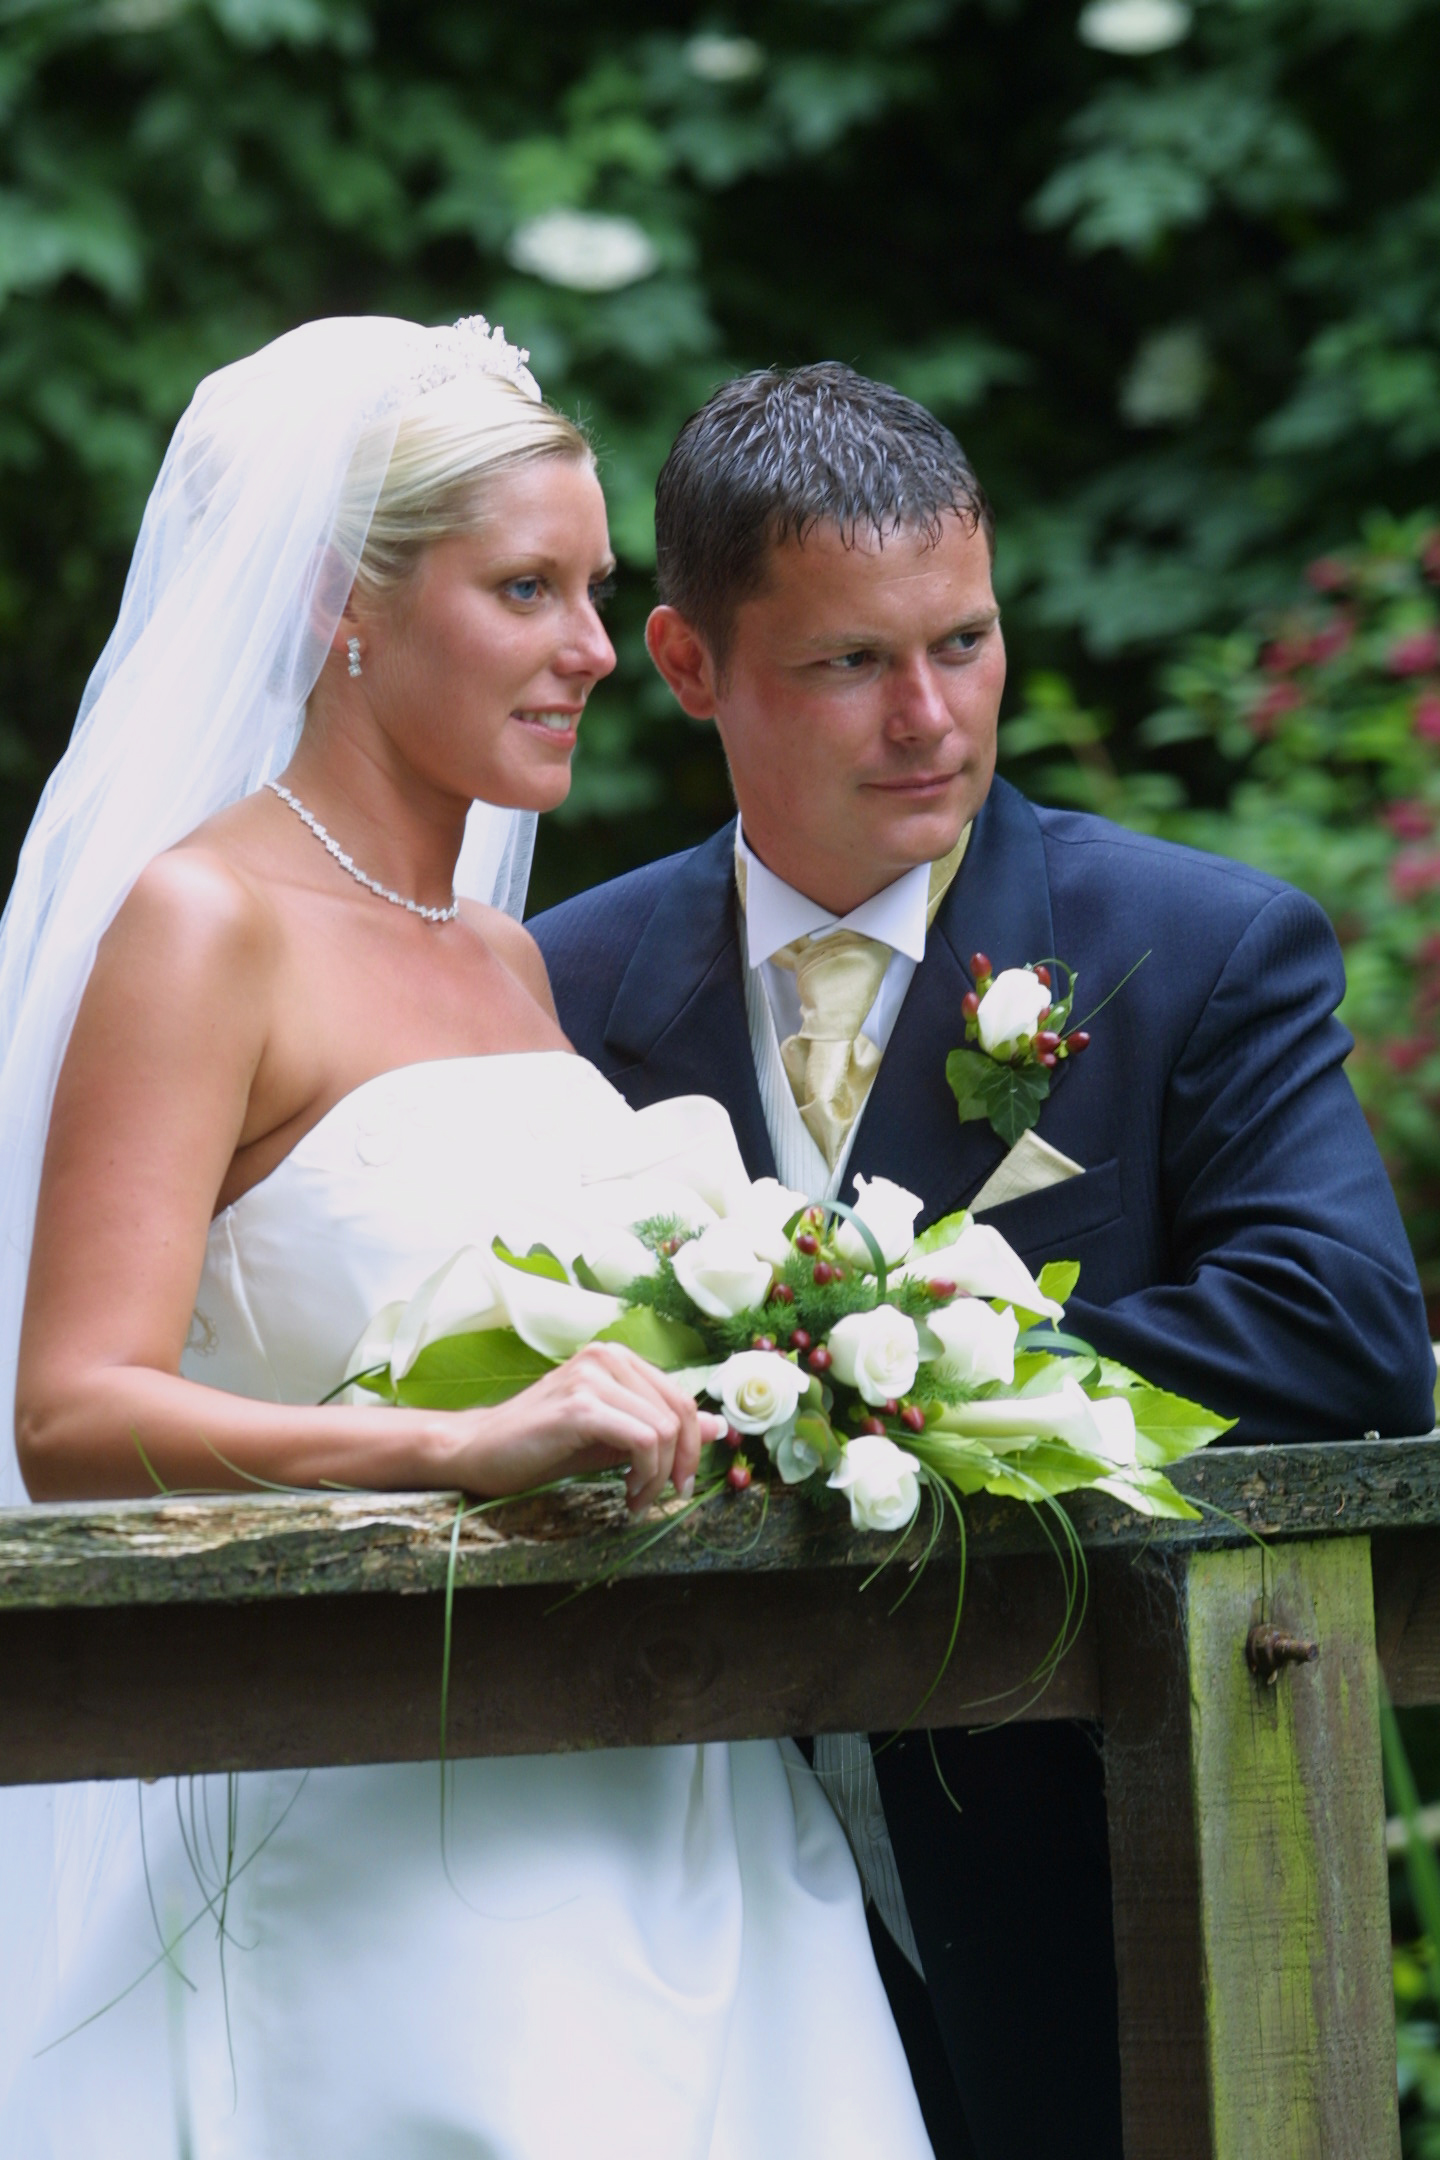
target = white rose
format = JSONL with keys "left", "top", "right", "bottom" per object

{"left": 828, "top": 1432, "right": 922, "bottom": 1532}
{"left": 712, "top": 1350, "right": 806, "bottom": 1435}
{"left": 902, "top": 1220, "right": 1063, "bottom": 1321}
{"left": 836, "top": 1175, "right": 924, "bottom": 1269}
{"left": 725, "top": 1177, "right": 811, "bottom": 1268}
{"left": 922, "top": 1298, "right": 1019, "bottom": 1388}
{"left": 581, "top": 1228, "right": 660, "bottom": 1295}
{"left": 826, "top": 1305, "right": 920, "bottom": 1407}
{"left": 671, "top": 1221, "right": 773, "bottom": 1319}
{"left": 975, "top": 967, "right": 1052, "bottom": 1055}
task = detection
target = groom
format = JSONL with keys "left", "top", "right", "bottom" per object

{"left": 531, "top": 364, "right": 1435, "bottom": 2157}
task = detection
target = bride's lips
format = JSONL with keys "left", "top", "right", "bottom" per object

{"left": 513, "top": 707, "right": 583, "bottom": 748}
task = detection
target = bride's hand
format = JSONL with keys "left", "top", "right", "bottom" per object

{"left": 447, "top": 1344, "right": 727, "bottom": 1513}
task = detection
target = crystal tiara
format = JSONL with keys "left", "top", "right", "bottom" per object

{"left": 406, "top": 315, "right": 539, "bottom": 403}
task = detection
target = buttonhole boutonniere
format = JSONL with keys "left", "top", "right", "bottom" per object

{"left": 945, "top": 950, "right": 1150, "bottom": 1149}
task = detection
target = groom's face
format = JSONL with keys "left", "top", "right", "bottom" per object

{"left": 648, "top": 510, "right": 1004, "bottom": 914}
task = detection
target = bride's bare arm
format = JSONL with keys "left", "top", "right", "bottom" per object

{"left": 16, "top": 855, "right": 712, "bottom": 1505}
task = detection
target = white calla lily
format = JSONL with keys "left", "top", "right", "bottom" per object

{"left": 835, "top": 1175, "right": 923, "bottom": 1269}
{"left": 935, "top": 1376, "right": 1108, "bottom": 1455}
{"left": 389, "top": 1247, "right": 505, "bottom": 1380}
{"left": 582, "top": 1094, "right": 752, "bottom": 1220}
{"left": 489, "top": 1251, "right": 624, "bottom": 1361}
{"left": 903, "top": 1220, "right": 1063, "bottom": 1320}
{"left": 921, "top": 1298, "right": 1019, "bottom": 1387}
{"left": 581, "top": 1227, "right": 660, "bottom": 1294}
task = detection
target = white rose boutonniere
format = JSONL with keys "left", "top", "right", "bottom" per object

{"left": 945, "top": 951, "right": 1147, "bottom": 1149}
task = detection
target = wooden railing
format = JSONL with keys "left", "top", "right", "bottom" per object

{"left": 5, "top": 1433, "right": 1440, "bottom": 2158}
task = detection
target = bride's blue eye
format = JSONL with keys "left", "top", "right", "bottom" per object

{"left": 504, "top": 576, "right": 543, "bottom": 602}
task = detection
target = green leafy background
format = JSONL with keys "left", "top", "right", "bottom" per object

{"left": 5, "top": 0, "right": 1440, "bottom": 2135}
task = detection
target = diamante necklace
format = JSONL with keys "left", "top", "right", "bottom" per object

{"left": 265, "top": 781, "right": 460, "bottom": 924}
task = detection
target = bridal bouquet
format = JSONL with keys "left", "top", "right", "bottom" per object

{"left": 348, "top": 1154, "right": 1232, "bottom": 1537}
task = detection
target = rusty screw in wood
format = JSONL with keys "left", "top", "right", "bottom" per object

{"left": 1246, "top": 1621, "right": 1320, "bottom": 1686}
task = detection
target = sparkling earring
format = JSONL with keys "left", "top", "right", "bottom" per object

{"left": 346, "top": 637, "right": 362, "bottom": 678}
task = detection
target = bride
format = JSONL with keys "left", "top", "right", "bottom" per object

{"left": 0, "top": 317, "right": 934, "bottom": 2155}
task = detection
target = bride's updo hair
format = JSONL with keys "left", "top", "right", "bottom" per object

{"left": 351, "top": 371, "right": 592, "bottom": 607}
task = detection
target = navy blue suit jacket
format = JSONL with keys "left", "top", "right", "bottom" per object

{"left": 532, "top": 778, "right": 1435, "bottom": 1444}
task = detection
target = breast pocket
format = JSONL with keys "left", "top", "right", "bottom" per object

{"left": 974, "top": 1157, "right": 1124, "bottom": 1265}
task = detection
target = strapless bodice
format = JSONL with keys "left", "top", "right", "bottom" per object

{"left": 180, "top": 1052, "right": 748, "bottom": 1408}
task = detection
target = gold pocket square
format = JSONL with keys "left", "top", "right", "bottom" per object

{"left": 969, "top": 1132, "right": 1086, "bottom": 1217}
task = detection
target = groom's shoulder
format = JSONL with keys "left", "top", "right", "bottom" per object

{"left": 1023, "top": 795, "right": 1308, "bottom": 948}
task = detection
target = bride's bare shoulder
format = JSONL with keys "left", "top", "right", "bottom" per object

{"left": 460, "top": 899, "right": 560, "bottom": 1021}
{"left": 105, "top": 816, "right": 283, "bottom": 990}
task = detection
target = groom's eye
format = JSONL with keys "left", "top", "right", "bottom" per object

{"left": 826, "top": 649, "right": 873, "bottom": 672}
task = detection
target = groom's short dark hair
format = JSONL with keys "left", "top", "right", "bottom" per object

{"left": 653, "top": 362, "right": 993, "bottom": 668}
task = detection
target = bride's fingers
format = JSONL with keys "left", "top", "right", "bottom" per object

{"left": 591, "top": 1350, "right": 717, "bottom": 1506}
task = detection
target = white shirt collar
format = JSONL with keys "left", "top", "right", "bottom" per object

{"left": 735, "top": 825, "right": 931, "bottom": 971}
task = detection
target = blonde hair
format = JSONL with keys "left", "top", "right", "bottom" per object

{"left": 352, "top": 370, "right": 592, "bottom": 605}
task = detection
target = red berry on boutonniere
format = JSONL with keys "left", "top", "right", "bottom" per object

{"left": 1066, "top": 1030, "right": 1091, "bottom": 1055}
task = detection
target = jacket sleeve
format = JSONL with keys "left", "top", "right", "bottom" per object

{"left": 1065, "top": 886, "right": 1436, "bottom": 1444}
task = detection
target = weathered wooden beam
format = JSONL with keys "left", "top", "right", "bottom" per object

{"left": 0, "top": 1552, "right": 1099, "bottom": 1785}
{"left": 2, "top": 1435, "right": 1437, "bottom": 1615}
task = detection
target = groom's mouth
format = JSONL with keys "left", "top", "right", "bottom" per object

{"left": 513, "top": 708, "right": 582, "bottom": 746}
{"left": 865, "top": 770, "right": 961, "bottom": 799}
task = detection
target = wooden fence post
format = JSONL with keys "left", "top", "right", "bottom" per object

{"left": 1186, "top": 1536, "right": 1398, "bottom": 2159}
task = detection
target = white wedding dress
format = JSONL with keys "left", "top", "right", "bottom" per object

{"left": 3, "top": 1052, "right": 932, "bottom": 2160}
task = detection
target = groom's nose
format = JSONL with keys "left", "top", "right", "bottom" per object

{"left": 883, "top": 654, "right": 954, "bottom": 743}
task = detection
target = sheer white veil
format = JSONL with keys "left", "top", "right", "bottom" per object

{"left": 0, "top": 312, "right": 542, "bottom": 1507}
{"left": 0, "top": 314, "right": 545, "bottom": 2095}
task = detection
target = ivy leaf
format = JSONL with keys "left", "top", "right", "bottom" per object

{"left": 944, "top": 1047, "right": 1052, "bottom": 1147}
{"left": 594, "top": 1304, "right": 708, "bottom": 1370}
{"left": 395, "top": 1327, "right": 554, "bottom": 1409}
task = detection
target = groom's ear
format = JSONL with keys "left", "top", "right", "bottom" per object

{"left": 645, "top": 606, "right": 720, "bottom": 721}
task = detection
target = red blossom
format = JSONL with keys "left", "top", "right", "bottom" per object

{"left": 1384, "top": 801, "right": 1435, "bottom": 842}
{"left": 1261, "top": 635, "right": 1312, "bottom": 675}
{"left": 1415, "top": 691, "right": 1440, "bottom": 743}
{"left": 1423, "top": 533, "right": 1440, "bottom": 585}
{"left": 1307, "top": 615, "right": 1354, "bottom": 664}
{"left": 1388, "top": 629, "right": 1440, "bottom": 678}
{"left": 1417, "top": 933, "right": 1440, "bottom": 966}
{"left": 1386, "top": 1038, "right": 1431, "bottom": 1075}
{"left": 1249, "top": 682, "right": 1303, "bottom": 736}
{"left": 1391, "top": 851, "right": 1440, "bottom": 901}
{"left": 1305, "top": 556, "right": 1350, "bottom": 593}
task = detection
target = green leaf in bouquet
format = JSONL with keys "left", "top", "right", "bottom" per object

{"left": 1094, "top": 1357, "right": 1148, "bottom": 1392}
{"left": 594, "top": 1304, "right": 709, "bottom": 1370}
{"left": 791, "top": 1409, "right": 842, "bottom": 1473}
{"left": 1107, "top": 1386, "right": 1237, "bottom": 1465}
{"left": 909, "top": 1208, "right": 972, "bottom": 1257}
{"left": 976, "top": 1440, "right": 1113, "bottom": 1501}
{"left": 492, "top": 1237, "right": 570, "bottom": 1284}
{"left": 1094, "top": 1465, "right": 1203, "bottom": 1521}
{"left": 395, "top": 1327, "right": 555, "bottom": 1409}
{"left": 1037, "top": 1259, "right": 1080, "bottom": 1307}
{"left": 944, "top": 1047, "right": 1051, "bottom": 1147}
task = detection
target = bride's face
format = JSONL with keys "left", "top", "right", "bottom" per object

{"left": 358, "top": 456, "right": 617, "bottom": 813}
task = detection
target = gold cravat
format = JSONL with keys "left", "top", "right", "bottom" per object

{"left": 738, "top": 829, "right": 971, "bottom": 1169}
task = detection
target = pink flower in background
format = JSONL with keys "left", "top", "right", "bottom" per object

{"left": 1384, "top": 801, "right": 1434, "bottom": 843}
{"left": 1388, "top": 629, "right": 1440, "bottom": 677}
{"left": 1308, "top": 614, "right": 1354, "bottom": 663}
{"left": 1261, "top": 634, "right": 1312, "bottom": 674}
{"left": 1306, "top": 556, "right": 1350, "bottom": 593}
{"left": 1413, "top": 691, "right": 1440, "bottom": 742}
{"left": 1391, "top": 851, "right": 1440, "bottom": 901}
{"left": 1423, "top": 533, "right": 1440, "bottom": 585}
{"left": 1249, "top": 682, "right": 1303, "bottom": 736}
{"left": 1385, "top": 1038, "right": 1431, "bottom": 1075}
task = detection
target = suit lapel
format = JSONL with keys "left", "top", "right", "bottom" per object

{"left": 603, "top": 819, "right": 777, "bottom": 1179}
{"left": 847, "top": 779, "right": 1058, "bottom": 1229}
